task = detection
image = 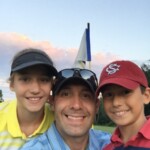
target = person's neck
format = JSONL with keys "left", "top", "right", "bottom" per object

{"left": 64, "top": 134, "right": 89, "bottom": 150}
{"left": 17, "top": 107, "right": 44, "bottom": 137}
{"left": 119, "top": 116, "right": 147, "bottom": 143}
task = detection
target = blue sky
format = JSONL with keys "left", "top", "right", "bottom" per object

{"left": 0, "top": 0, "right": 150, "bottom": 100}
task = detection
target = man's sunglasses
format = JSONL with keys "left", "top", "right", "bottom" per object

{"left": 57, "top": 68, "right": 98, "bottom": 90}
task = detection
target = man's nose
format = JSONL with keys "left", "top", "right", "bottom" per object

{"left": 70, "top": 95, "right": 83, "bottom": 109}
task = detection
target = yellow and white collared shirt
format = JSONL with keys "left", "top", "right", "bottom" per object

{"left": 0, "top": 100, "right": 54, "bottom": 150}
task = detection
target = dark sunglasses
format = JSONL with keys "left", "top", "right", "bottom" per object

{"left": 58, "top": 68, "right": 98, "bottom": 90}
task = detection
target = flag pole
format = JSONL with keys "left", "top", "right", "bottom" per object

{"left": 86, "top": 23, "right": 91, "bottom": 69}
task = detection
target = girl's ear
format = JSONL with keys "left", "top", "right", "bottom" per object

{"left": 9, "top": 82, "right": 14, "bottom": 92}
{"left": 47, "top": 95, "right": 55, "bottom": 111}
{"left": 143, "top": 87, "right": 150, "bottom": 105}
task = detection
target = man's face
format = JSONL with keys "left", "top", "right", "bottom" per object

{"left": 53, "top": 83, "right": 99, "bottom": 140}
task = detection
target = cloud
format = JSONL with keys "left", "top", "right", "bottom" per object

{"left": 0, "top": 79, "right": 8, "bottom": 88}
{"left": 0, "top": 32, "right": 119, "bottom": 100}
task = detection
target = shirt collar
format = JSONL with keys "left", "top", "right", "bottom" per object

{"left": 111, "top": 116, "right": 150, "bottom": 142}
{"left": 7, "top": 101, "right": 51, "bottom": 139}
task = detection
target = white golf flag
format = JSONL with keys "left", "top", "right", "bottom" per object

{"left": 73, "top": 23, "right": 91, "bottom": 69}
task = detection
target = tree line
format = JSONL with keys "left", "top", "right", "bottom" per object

{"left": 0, "top": 89, "right": 4, "bottom": 102}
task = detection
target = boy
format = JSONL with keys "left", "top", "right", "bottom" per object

{"left": 96, "top": 60, "right": 150, "bottom": 149}
{"left": 21, "top": 68, "right": 111, "bottom": 150}
{"left": 0, "top": 48, "right": 57, "bottom": 149}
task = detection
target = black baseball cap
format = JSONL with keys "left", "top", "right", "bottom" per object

{"left": 53, "top": 68, "right": 98, "bottom": 95}
{"left": 11, "top": 49, "right": 57, "bottom": 76}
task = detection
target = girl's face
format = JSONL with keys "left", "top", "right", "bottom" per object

{"left": 10, "top": 65, "right": 53, "bottom": 114}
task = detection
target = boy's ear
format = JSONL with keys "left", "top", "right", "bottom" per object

{"left": 143, "top": 87, "right": 150, "bottom": 104}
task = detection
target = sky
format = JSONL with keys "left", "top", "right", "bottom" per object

{"left": 0, "top": 0, "right": 150, "bottom": 100}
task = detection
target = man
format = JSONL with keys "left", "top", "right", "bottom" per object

{"left": 21, "top": 68, "right": 111, "bottom": 150}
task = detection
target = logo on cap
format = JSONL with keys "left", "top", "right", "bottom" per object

{"left": 106, "top": 63, "right": 120, "bottom": 75}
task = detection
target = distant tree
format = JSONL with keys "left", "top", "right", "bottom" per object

{"left": 94, "top": 97, "right": 115, "bottom": 126}
{"left": 141, "top": 60, "right": 150, "bottom": 87}
{"left": 0, "top": 90, "right": 4, "bottom": 102}
{"left": 141, "top": 60, "right": 150, "bottom": 115}
{"left": 144, "top": 103, "right": 150, "bottom": 116}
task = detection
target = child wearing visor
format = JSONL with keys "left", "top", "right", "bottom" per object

{"left": 96, "top": 60, "right": 150, "bottom": 149}
{"left": 0, "top": 48, "right": 57, "bottom": 149}
{"left": 21, "top": 68, "right": 111, "bottom": 150}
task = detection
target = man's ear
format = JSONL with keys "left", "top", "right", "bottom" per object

{"left": 143, "top": 87, "right": 150, "bottom": 105}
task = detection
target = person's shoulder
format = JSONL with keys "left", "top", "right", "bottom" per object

{"left": 0, "top": 101, "right": 9, "bottom": 110}
{"left": 102, "top": 143, "right": 113, "bottom": 150}
{"left": 0, "top": 100, "right": 17, "bottom": 124}
{"left": 90, "top": 128, "right": 111, "bottom": 138}
{"left": 21, "top": 138, "right": 39, "bottom": 150}
{"left": 0, "top": 100, "right": 16, "bottom": 112}
{"left": 0, "top": 101, "right": 14, "bottom": 130}
{"left": 89, "top": 129, "right": 111, "bottom": 143}
{"left": 21, "top": 132, "right": 49, "bottom": 150}
{"left": 89, "top": 129, "right": 111, "bottom": 149}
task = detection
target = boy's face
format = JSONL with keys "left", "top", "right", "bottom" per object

{"left": 10, "top": 65, "right": 53, "bottom": 113}
{"left": 101, "top": 84, "right": 150, "bottom": 127}
{"left": 52, "top": 83, "right": 99, "bottom": 139}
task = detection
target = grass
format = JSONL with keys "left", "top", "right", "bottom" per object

{"left": 93, "top": 125, "right": 115, "bottom": 133}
